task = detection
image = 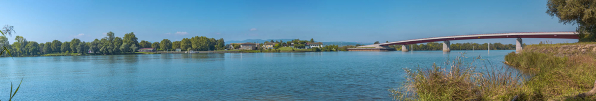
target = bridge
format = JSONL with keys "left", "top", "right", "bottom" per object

{"left": 348, "top": 32, "right": 579, "bottom": 52}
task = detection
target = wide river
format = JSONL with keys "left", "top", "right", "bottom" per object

{"left": 0, "top": 50, "right": 515, "bottom": 100}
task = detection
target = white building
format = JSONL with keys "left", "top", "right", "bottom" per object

{"left": 306, "top": 42, "right": 323, "bottom": 49}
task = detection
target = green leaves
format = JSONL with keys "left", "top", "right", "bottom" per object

{"left": 7, "top": 79, "right": 22, "bottom": 101}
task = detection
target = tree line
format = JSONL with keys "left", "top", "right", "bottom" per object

{"left": 0, "top": 31, "right": 225, "bottom": 57}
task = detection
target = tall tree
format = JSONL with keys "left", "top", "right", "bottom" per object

{"left": 139, "top": 40, "right": 151, "bottom": 48}
{"left": 123, "top": 32, "right": 138, "bottom": 48}
{"left": 547, "top": 0, "right": 596, "bottom": 41}
{"left": 172, "top": 41, "right": 180, "bottom": 50}
{"left": 216, "top": 38, "right": 225, "bottom": 50}
{"left": 113, "top": 37, "right": 123, "bottom": 53}
{"left": 151, "top": 42, "right": 160, "bottom": 50}
{"left": 51, "top": 40, "right": 62, "bottom": 53}
{"left": 0, "top": 36, "right": 9, "bottom": 49}
{"left": 180, "top": 38, "right": 191, "bottom": 51}
{"left": 90, "top": 39, "right": 100, "bottom": 54}
{"left": 160, "top": 39, "right": 172, "bottom": 51}
{"left": 43, "top": 42, "right": 51, "bottom": 54}
{"left": 26, "top": 42, "right": 39, "bottom": 55}
{"left": 77, "top": 42, "right": 87, "bottom": 54}
{"left": 130, "top": 44, "right": 138, "bottom": 52}
{"left": 61, "top": 41, "right": 70, "bottom": 53}
{"left": 70, "top": 38, "right": 81, "bottom": 53}
{"left": 106, "top": 31, "right": 115, "bottom": 42}
{"left": 310, "top": 38, "right": 314, "bottom": 42}
{"left": 120, "top": 43, "right": 130, "bottom": 53}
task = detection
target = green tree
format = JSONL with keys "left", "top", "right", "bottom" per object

{"left": 151, "top": 42, "right": 160, "bottom": 50}
{"left": 43, "top": 42, "right": 51, "bottom": 54}
{"left": 26, "top": 42, "right": 39, "bottom": 55}
{"left": 130, "top": 44, "right": 138, "bottom": 52}
{"left": 160, "top": 39, "right": 172, "bottom": 51}
{"left": 77, "top": 42, "right": 87, "bottom": 54}
{"left": 70, "top": 38, "right": 80, "bottom": 53}
{"left": 123, "top": 32, "right": 138, "bottom": 49}
{"left": 547, "top": 0, "right": 596, "bottom": 41}
{"left": 120, "top": 43, "right": 130, "bottom": 53}
{"left": 113, "top": 37, "right": 123, "bottom": 53}
{"left": 180, "top": 38, "right": 191, "bottom": 51}
{"left": 106, "top": 31, "right": 115, "bottom": 42}
{"left": 139, "top": 40, "right": 151, "bottom": 48}
{"left": 172, "top": 41, "right": 180, "bottom": 50}
{"left": 62, "top": 41, "right": 70, "bottom": 53}
{"left": 216, "top": 38, "right": 225, "bottom": 50}
{"left": 191, "top": 36, "right": 209, "bottom": 51}
{"left": 89, "top": 39, "right": 100, "bottom": 54}
{"left": 100, "top": 38, "right": 109, "bottom": 54}
{"left": 310, "top": 38, "right": 314, "bottom": 42}
{"left": 374, "top": 41, "right": 380, "bottom": 44}
{"left": 0, "top": 36, "right": 9, "bottom": 51}
{"left": 51, "top": 40, "right": 62, "bottom": 53}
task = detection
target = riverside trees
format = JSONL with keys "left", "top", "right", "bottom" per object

{"left": 0, "top": 31, "right": 226, "bottom": 57}
{"left": 547, "top": 0, "right": 596, "bottom": 42}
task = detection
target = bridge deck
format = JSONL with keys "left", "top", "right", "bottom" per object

{"left": 379, "top": 32, "right": 578, "bottom": 46}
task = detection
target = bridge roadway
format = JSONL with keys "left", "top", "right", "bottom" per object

{"left": 349, "top": 32, "right": 579, "bottom": 52}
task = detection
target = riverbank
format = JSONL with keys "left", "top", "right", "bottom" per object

{"left": 392, "top": 43, "right": 596, "bottom": 100}
{"left": 504, "top": 42, "right": 596, "bottom": 100}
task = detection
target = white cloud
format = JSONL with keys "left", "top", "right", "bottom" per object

{"left": 250, "top": 28, "right": 257, "bottom": 31}
{"left": 175, "top": 31, "right": 188, "bottom": 35}
{"left": 74, "top": 33, "right": 85, "bottom": 37}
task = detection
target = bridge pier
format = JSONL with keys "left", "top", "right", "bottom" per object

{"left": 516, "top": 38, "right": 523, "bottom": 53}
{"left": 401, "top": 45, "right": 409, "bottom": 52}
{"left": 443, "top": 40, "right": 450, "bottom": 52}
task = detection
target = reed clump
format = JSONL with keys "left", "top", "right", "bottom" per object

{"left": 391, "top": 54, "right": 524, "bottom": 100}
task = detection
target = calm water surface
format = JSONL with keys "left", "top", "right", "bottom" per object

{"left": 0, "top": 50, "right": 515, "bottom": 100}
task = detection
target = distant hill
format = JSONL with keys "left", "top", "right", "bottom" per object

{"left": 226, "top": 39, "right": 371, "bottom": 46}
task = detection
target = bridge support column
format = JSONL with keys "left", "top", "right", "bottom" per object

{"left": 401, "top": 45, "right": 409, "bottom": 52}
{"left": 443, "top": 40, "right": 451, "bottom": 52}
{"left": 516, "top": 38, "right": 523, "bottom": 53}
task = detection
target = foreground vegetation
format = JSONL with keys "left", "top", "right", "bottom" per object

{"left": 392, "top": 43, "right": 596, "bottom": 100}
{"left": 504, "top": 43, "right": 596, "bottom": 100}
{"left": 391, "top": 54, "right": 524, "bottom": 100}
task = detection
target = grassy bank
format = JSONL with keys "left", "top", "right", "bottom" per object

{"left": 392, "top": 43, "right": 596, "bottom": 100}
{"left": 504, "top": 43, "right": 596, "bottom": 100}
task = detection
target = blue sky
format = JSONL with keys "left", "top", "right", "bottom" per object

{"left": 0, "top": 0, "right": 577, "bottom": 44}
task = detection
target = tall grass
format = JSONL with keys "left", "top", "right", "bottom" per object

{"left": 391, "top": 54, "right": 524, "bottom": 100}
{"left": 504, "top": 52, "right": 567, "bottom": 74}
{"left": 505, "top": 51, "right": 596, "bottom": 100}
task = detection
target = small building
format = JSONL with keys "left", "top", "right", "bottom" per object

{"left": 306, "top": 42, "right": 323, "bottom": 49}
{"left": 175, "top": 48, "right": 181, "bottom": 52}
{"left": 240, "top": 42, "right": 258, "bottom": 50}
{"left": 138, "top": 48, "right": 156, "bottom": 52}
{"left": 263, "top": 43, "right": 277, "bottom": 49}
